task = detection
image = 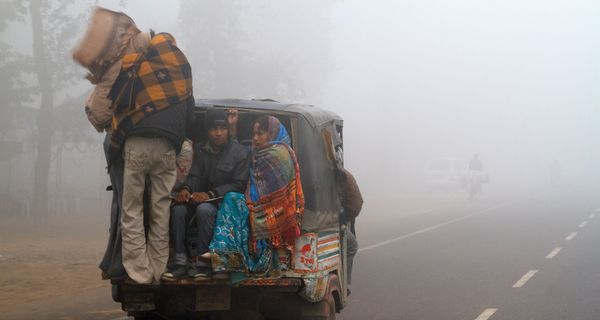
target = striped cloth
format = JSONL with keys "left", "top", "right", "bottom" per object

{"left": 247, "top": 117, "right": 304, "bottom": 250}
{"left": 108, "top": 32, "right": 192, "bottom": 161}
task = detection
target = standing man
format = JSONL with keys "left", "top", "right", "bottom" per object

{"left": 74, "top": 8, "right": 194, "bottom": 283}
{"left": 338, "top": 167, "right": 363, "bottom": 292}
{"left": 73, "top": 7, "right": 143, "bottom": 280}
{"left": 109, "top": 32, "right": 194, "bottom": 284}
{"left": 163, "top": 109, "right": 251, "bottom": 280}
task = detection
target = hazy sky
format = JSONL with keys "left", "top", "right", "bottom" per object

{"left": 322, "top": 0, "right": 600, "bottom": 194}
{"left": 98, "top": 0, "right": 179, "bottom": 32}
{"left": 2, "top": 0, "right": 600, "bottom": 203}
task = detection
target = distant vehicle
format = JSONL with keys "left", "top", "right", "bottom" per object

{"left": 424, "top": 158, "right": 469, "bottom": 192}
{"left": 112, "top": 99, "right": 348, "bottom": 320}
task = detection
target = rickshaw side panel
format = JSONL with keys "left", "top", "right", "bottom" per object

{"left": 294, "top": 116, "right": 342, "bottom": 232}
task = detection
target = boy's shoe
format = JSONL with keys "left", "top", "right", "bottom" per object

{"left": 161, "top": 265, "right": 188, "bottom": 280}
{"left": 189, "top": 265, "right": 213, "bottom": 279}
{"left": 199, "top": 252, "right": 212, "bottom": 259}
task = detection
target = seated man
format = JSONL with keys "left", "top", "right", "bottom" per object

{"left": 163, "top": 109, "right": 251, "bottom": 280}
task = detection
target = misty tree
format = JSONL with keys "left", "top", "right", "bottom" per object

{"left": 178, "top": 1, "right": 335, "bottom": 103}
{"left": 0, "top": 43, "right": 34, "bottom": 140}
{"left": 2, "top": 0, "right": 93, "bottom": 223}
{"left": 0, "top": 1, "right": 34, "bottom": 141}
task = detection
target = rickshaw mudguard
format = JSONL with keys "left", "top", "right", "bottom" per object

{"left": 286, "top": 229, "right": 341, "bottom": 274}
{"left": 289, "top": 228, "right": 344, "bottom": 304}
{"left": 299, "top": 274, "right": 330, "bottom": 302}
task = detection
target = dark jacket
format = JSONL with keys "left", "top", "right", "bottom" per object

{"left": 128, "top": 96, "right": 195, "bottom": 153}
{"left": 180, "top": 139, "right": 251, "bottom": 197}
{"left": 340, "top": 168, "right": 363, "bottom": 221}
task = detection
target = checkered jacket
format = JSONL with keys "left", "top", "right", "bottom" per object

{"left": 108, "top": 32, "right": 193, "bottom": 162}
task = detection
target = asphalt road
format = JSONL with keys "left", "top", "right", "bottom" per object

{"left": 0, "top": 284, "right": 127, "bottom": 320}
{"left": 4, "top": 193, "right": 599, "bottom": 320}
{"left": 341, "top": 195, "right": 600, "bottom": 320}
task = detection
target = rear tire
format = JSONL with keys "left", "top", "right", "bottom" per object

{"left": 299, "top": 295, "right": 336, "bottom": 320}
{"left": 132, "top": 312, "right": 162, "bottom": 320}
{"left": 324, "top": 289, "right": 337, "bottom": 320}
{"left": 300, "top": 274, "right": 340, "bottom": 320}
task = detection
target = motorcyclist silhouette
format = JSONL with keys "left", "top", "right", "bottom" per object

{"left": 468, "top": 154, "right": 484, "bottom": 200}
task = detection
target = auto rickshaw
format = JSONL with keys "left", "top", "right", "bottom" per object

{"left": 112, "top": 99, "right": 349, "bottom": 320}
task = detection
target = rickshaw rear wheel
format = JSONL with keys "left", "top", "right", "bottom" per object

{"left": 324, "top": 289, "right": 337, "bottom": 320}
{"left": 299, "top": 273, "right": 340, "bottom": 320}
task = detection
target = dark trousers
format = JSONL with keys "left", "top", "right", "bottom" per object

{"left": 170, "top": 203, "right": 218, "bottom": 266}
{"left": 99, "top": 134, "right": 126, "bottom": 278}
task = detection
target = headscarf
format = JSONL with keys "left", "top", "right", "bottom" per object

{"left": 262, "top": 116, "right": 291, "bottom": 146}
{"left": 246, "top": 116, "right": 304, "bottom": 250}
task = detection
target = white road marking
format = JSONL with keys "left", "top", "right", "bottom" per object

{"left": 358, "top": 204, "right": 508, "bottom": 253}
{"left": 565, "top": 232, "right": 577, "bottom": 241}
{"left": 546, "top": 247, "right": 562, "bottom": 259}
{"left": 589, "top": 213, "right": 595, "bottom": 219}
{"left": 512, "top": 270, "right": 538, "bottom": 288}
{"left": 579, "top": 221, "right": 588, "bottom": 228}
{"left": 474, "top": 308, "right": 498, "bottom": 320}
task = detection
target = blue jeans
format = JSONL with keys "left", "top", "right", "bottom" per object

{"left": 170, "top": 203, "right": 218, "bottom": 266}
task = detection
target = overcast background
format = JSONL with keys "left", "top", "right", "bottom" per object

{"left": 1, "top": 0, "right": 600, "bottom": 222}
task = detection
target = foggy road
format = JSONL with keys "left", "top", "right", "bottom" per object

{"left": 342, "top": 196, "right": 600, "bottom": 320}
{"left": 3, "top": 195, "right": 600, "bottom": 320}
{"left": 0, "top": 284, "right": 127, "bottom": 320}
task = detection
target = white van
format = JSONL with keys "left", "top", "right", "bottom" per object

{"left": 424, "top": 158, "right": 469, "bottom": 192}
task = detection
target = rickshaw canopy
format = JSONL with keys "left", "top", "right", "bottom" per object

{"left": 194, "top": 99, "right": 344, "bottom": 231}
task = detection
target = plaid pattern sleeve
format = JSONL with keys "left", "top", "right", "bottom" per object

{"left": 108, "top": 32, "right": 193, "bottom": 162}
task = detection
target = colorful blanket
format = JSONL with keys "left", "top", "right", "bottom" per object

{"left": 246, "top": 118, "right": 304, "bottom": 250}
{"left": 108, "top": 32, "right": 192, "bottom": 161}
{"left": 209, "top": 192, "right": 272, "bottom": 274}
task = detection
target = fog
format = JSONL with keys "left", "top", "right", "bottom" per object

{"left": 329, "top": 1, "right": 600, "bottom": 199}
{"left": 0, "top": 0, "right": 599, "bottom": 314}
{"left": 0, "top": 0, "right": 598, "bottom": 220}
{"left": 0, "top": 0, "right": 600, "bottom": 313}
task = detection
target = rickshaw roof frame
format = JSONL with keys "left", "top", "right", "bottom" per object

{"left": 194, "top": 98, "right": 343, "bottom": 128}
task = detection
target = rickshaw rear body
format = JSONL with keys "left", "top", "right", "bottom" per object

{"left": 114, "top": 99, "right": 348, "bottom": 319}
